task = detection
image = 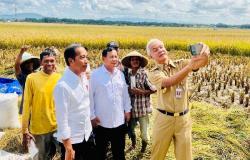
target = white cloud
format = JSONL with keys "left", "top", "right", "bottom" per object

{"left": 80, "top": 0, "right": 133, "bottom": 11}
{"left": 0, "top": 0, "right": 249, "bottom": 24}
{"left": 57, "top": 0, "right": 73, "bottom": 8}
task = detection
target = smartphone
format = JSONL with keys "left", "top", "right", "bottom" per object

{"left": 189, "top": 43, "right": 203, "bottom": 56}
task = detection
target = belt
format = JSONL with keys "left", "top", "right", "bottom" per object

{"left": 157, "top": 108, "right": 189, "bottom": 117}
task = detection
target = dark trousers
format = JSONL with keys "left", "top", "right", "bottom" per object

{"left": 60, "top": 136, "right": 96, "bottom": 160}
{"left": 94, "top": 124, "right": 126, "bottom": 160}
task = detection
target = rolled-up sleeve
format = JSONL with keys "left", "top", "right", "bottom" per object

{"left": 53, "top": 84, "right": 71, "bottom": 141}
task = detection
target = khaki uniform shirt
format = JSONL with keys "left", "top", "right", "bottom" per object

{"left": 148, "top": 59, "right": 189, "bottom": 113}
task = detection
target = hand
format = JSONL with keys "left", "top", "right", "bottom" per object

{"left": 124, "top": 112, "right": 131, "bottom": 122}
{"left": 91, "top": 117, "right": 101, "bottom": 128}
{"left": 189, "top": 43, "right": 210, "bottom": 70}
{"left": 22, "top": 132, "right": 35, "bottom": 153}
{"left": 63, "top": 139, "right": 75, "bottom": 160}
{"left": 199, "top": 42, "right": 210, "bottom": 56}
{"left": 65, "top": 148, "right": 75, "bottom": 160}
{"left": 20, "top": 45, "right": 30, "bottom": 54}
{"left": 129, "top": 88, "right": 145, "bottom": 95}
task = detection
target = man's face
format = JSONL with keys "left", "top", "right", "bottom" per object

{"left": 103, "top": 50, "right": 118, "bottom": 69}
{"left": 71, "top": 47, "right": 88, "bottom": 74}
{"left": 41, "top": 55, "right": 56, "bottom": 74}
{"left": 130, "top": 56, "right": 140, "bottom": 69}
{"left": 24, "top": 61, "right": 34, "bottom": 73}
{"left": 149, "top": 40, "right": 168, "bottom": 64}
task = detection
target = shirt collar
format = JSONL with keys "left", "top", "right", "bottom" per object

{"left": 64, "top": 67, "right": 84, "bottom": 83}
{"left": 156, "top": 59, "right": 176, "bottom": 70}
{"left": 128, "top": 67, "right": 144, "bottom": 76}
{"left": 40, "top": 70, "right": 53, "bottom": 77}
{"left": 102, "top": 65, "right": 118, "bottom": 75}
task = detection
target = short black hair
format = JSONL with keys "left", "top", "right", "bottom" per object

{"left": 40, "top": 48, "right": 56, "bottom": 60}
{"left": 64, "top": 43, "right": 83, "bottom": 66}
{"left": 102, "top": 47, "right": 117, "bottom": 57}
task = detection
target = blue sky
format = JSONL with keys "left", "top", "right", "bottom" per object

{"left": 0, "top": 0, "right": 250, "bottom": 24}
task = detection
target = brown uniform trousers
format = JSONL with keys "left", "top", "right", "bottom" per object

{"left": 149, "top": 59, "right": 192, "bottom": 160}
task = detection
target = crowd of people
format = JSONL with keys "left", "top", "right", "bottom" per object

{"left": 16, "top": 39, "right": 209, "bottom": 160}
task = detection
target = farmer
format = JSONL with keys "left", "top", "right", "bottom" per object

{"left": 14, "top": 46, "right": 40, "bottom": 114}
{"left": 22, "top": 48, "right": 61, "bottom": 160}
{"left": 147, "top": 39, "right": 209, "bottom": 160}
{"left": 121, "top": 51, "right": 156, "bottom": 153}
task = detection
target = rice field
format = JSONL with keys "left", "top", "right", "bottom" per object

{"left": 0, "top": 22, "right": 250, "bottom": 160}
{"left": 0, "top": 22, "right": 250, "bottom": 56}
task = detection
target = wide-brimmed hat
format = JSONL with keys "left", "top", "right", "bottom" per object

{"left": 121, "top": 51, "right": 148, "bottom": 68}
{"left": 20, "top": 52, "right": 40, "bottom": 71}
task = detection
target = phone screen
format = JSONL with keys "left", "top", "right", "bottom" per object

{"left": 190, "top": 44, "right": 203, "bottom": 55}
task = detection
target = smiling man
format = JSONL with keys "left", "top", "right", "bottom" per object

{"left": 147, "top": 39, "right": 209, "bottom": 160}
{"left": 54, "top": 44, "right": 94, "bottom": 160}
{"left": 121, "top": 51, "right": 156, "bottom": 153}
{"left": 22, "top": 48, "right": 61, "bottom": 160}
{"left": 90, "top": 47, "right": 131, "bottom": 160}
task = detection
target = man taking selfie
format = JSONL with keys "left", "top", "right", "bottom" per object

{"left": 147, "top": 39, "right": 209, "bottom": 160}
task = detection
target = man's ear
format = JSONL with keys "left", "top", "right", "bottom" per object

{"left": 68, "top": 58, "right": 74, "bottom": 64}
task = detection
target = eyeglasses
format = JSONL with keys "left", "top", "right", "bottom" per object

{"left": 107, "top": 47, "right": 118, "bottom": 52}
{"left": 107, "top": 41, "right": 119, "bottom": 51}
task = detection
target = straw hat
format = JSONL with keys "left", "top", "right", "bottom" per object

{"left": 121, "top": 51, "right": 148, "bottom": 68}
{"left": 20, "top": 52, "right": 40, "bottom": 71}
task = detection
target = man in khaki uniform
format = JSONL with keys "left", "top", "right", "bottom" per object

{"left": 146, "top": 39, "right": 209, "bottom": 160}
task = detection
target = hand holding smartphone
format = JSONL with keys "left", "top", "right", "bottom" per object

{"left": 189, "top": 43, "right": 203, "bottom": 56}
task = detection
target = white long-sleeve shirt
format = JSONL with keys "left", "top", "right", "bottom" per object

{"left": 90, "top": 65, "right": 131, "bottom": 128}
{"left": 53, "top": 67, "right": 92, "bottom": 144}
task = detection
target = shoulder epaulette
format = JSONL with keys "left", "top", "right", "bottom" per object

{"left": 150, "top": 66, "right": 160, "bottom": 72}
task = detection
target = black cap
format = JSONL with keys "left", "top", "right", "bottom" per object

{"left": 107, "top": 41, "right": 119, "bottom": 50}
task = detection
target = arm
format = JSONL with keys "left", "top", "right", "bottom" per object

{"left": 129, "top": 88, "right": 155, "bottom": 95}
{"left": 53, "top": 84, "right": 71, "bottom": 142}
{"left": 131, "top": 74, "right": 156, "bottom": 95}
{"left": 22, "top": 76, "right": 32, "bottom": 134}
{"left": 15, "top": 46, "right": 28, "bottom": 76}
{"left": 22, "top": 75, "right": 34, "bottom": 152}
{"left": 89, "top": 74, "right": 100, "bottom": 127}
{"left": 53, "top": 84, "right": 74, "bottom": 160}
{"left": 161, "top": 64, "right": 192, "bottom": 88}
{"left": 162, "top": 44, "right": 209, "bottom": 88}
{"left": 123, "top": 80, "right": 132, "bottom": 122}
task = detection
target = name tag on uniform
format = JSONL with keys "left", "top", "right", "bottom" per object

{"left": 176, "top": 88, "right": 182, "bottom": 99}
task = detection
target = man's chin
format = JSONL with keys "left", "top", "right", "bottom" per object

{"left": 82, "top": 66, "right": 87, "bottom": 71}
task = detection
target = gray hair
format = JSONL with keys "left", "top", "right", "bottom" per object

{"left": 146, "top": 38, "right": 164, "bottom": 56}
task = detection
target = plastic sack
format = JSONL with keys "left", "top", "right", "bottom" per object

{"left": 0, "top": 77, "right": 22, "bottom": 95}
{"left": 28, "top": 140, "right": 38, "bottom": 160}
{"left": 0, "top": 93, "right": 20, "bottom": 129}
{"left": 0, "top": 149, "right": 38, "bottom": 160}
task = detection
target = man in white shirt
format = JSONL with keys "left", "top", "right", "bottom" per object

{"left": 53, "top": 44, "right": 93, "bottom": 160}
{"left": 90, "top": 47, "right": 131, "bottom": 160}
